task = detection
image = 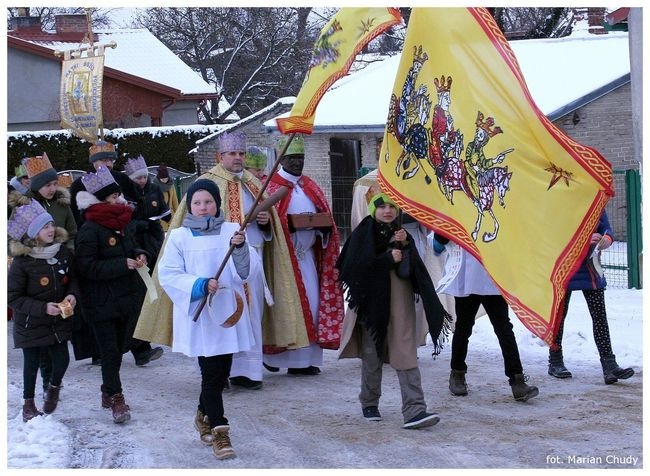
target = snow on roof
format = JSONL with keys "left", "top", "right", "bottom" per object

{"left": 196, "top": 97, "right": 294, "bottom": 146}
{"left": 26, "top": 28, "right": 216, "bottom": 97}
{"left": 266, "top": 32, "right": 630, "bottom": 131}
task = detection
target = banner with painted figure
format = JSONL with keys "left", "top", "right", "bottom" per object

{"left": 276, "top": 7, "right": 402, "bottom": 134}
{"left": 60, "top": 54, "right": 104, "bottom": 143}
{"left": 378, "top": 7, "right": 613, "bottom": 346}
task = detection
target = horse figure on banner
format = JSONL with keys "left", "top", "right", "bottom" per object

{"left": 470, "top": 165, "right": 513, "bottom": 242}
{"left": 463, "top": 112, "right": 514, "bottom": 242}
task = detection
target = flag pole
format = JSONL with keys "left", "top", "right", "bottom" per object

{"left": 192, "top": 132, "right": 296, "bottom": 321}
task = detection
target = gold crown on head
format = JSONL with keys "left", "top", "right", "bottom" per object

{"left": 475, "top": 111, "right": 503, "bottom": 137}
{"left": 364, "top": 183, "right": 382, "bottom": 205}
{"left": 434, "top": 75, "right": 453, "bottom": 94}
{"left": 22, "top": 152, "right": 54, "bottom": 178}
{"left": 413, "top": 45, "right": 429, "bottom": 65}
{"left": 89, "top": 140, "right": 117, "bottom": 162}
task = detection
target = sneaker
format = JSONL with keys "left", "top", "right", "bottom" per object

{"left": 362, "top": 406, "right": 382, "bottom": 421}
{"left": 402, "top": 411, "right": 440, "bottom": 429}
{"left": 194, "top": 409, "right": 213, "bottom": 445}
{"left": 229, "top": 376, "right": 263, "bottom": 390}
{"left": 263, "top": 363, "right": 280, "bottom": 372}
{"left": 287, "top": 366, "right": 321, "bottom": 376}
{"left": 211, "top": 425, "right": 236, "bottom": 460}
{"left": 135, "top": 347, "right": 164, "bottom": 366}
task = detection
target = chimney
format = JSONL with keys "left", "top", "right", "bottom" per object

{"left": 588, "top": 7, "right": 607, "bottom": 35}
{"left": 9, "top": 15, "right": 42, "bottom": 32}
{"left": 55, "top": 14, "right": 89, "bottom": 34}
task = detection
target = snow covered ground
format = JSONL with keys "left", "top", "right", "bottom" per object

{"left": 4, "top": 288, "right": 643, "bottom": 470}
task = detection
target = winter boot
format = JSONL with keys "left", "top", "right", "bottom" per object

{"left": 101, "top": 385, "right": 112, "bottom": 409}
{"left": 449, "top": 370, "right": 468, "bottom": 396}
{"left": 42, "top": 384, "right": 61, "bottom": 414}
{"left": 548, "top": 350, "right": 572, "bottom": 379}
{"left": 109, "top": 393, "right": 131, "bottom": 424}
{"left": 194, "top": 409, "right": 214, "bottom": 445}
{"left": 22, "top": 398, "right": 43, "bottom": 422}
{"left": 510, "top": 374, "right": 539, "bottom": 402}
{"left": 600, "top": 354, "right": 634, "bottom": 385}
{"left": 211, "top": 425, "right": 236, "bottom": 459}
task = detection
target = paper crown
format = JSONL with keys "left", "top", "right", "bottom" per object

{"left": 218, "top": 131, "right": 246, "bottom": 153}
{"left": 57, "top": 172, "right": 73, "bottom": 188}
{"left": 125, "top": 155, "right": 148, "bottom": 179}
{"left": 279, "top": 134, "right": 305, "bottom": 156}
{"left": 245, "top": 146, "right": 267, "bottom": 169}
{"left": 364, "top": 182, "right": 382, "bottom": 205}
{"left": 81, "top": 166, "right": 118, "bottom": 195}
{"left": 22, "top": 153, "right": 55, "bottom": 178}
{"left": 14, "top": 164, "right": 28, "bottom": 178}
{"left": 89, "top": 140, "right": 118, "bottom": 162}
{"left": 8, "top": 199, "right": 53, "bottom": 241}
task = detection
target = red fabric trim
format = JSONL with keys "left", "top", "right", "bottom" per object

{"left": 267, "top": 173, "right": 344, "bottom": 350}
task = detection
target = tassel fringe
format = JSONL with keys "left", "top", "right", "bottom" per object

{"left": 431, "top": 310, "right": 454, "bottom": 359}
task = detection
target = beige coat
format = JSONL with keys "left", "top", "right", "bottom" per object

{"left": 160, "top": 186, "right": 179, "bottom": 232}
{"left": 338, "top": 271, "right": 418, "bottom": 370}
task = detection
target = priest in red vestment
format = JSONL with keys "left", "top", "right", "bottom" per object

{"left": 263, "top": 135, "right": 345, "bottom": 375}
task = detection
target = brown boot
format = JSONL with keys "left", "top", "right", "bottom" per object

{"left": 211, "top": 425, "right": 235, "bottom": 459}
{"left": 22, "top": 398, "right": 43, "bottom": 422}
{"left": 109, "top": 393, "right": 131, "bottom": 424}
{"left": 100, "top": 385, "right": 112, "bottom": 408}
{"left": 194, "top": 409, "right": 213, "bottom": 445}
{"left": 43, "top": 384, "right": 61, "bottom": 414}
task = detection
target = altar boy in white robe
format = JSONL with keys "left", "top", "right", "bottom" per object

{"left": 158, "top": 179, "right": 261, "bottom": 460}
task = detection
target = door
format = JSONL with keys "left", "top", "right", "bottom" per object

{"left": 329, "top": 138, "right": 361, "bottom": 242}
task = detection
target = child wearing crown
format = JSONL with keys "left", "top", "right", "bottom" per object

{"left": 8, "top": 153, "right": 77, "bottom": 247}
{"left": 74, "top": 166, "right": 149, "bottom": 424}
{"left": 336, "top": 192, "right": 451, "bottom": 430}
{"left": 8, "top": 153, "right": 78, "bottom": 400}
{"left": 8, "top": 199, "right": 79, "bottom": 422}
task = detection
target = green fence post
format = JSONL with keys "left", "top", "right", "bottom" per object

{"left": 625, "top": 169, "right": 642, "bottom": 289}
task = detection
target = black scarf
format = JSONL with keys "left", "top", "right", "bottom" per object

{"left": 336, "top": 215, "right": 452, "bottom": 357}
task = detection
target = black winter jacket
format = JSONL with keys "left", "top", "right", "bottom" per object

{"left": 123, "top": 178, "right": 168, "bottom": 268}
{"left": 8, "top": 229, "right": 79, "bottom": 349}
{"left": 74, "top": 194, "right": 147, "bottom": 324}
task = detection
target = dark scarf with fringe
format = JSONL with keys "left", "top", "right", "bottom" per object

{"left": 336, "top": 215, "right": 452, "bottom": 357}
{"left": 84, "top": 202, "right": 133, "bottom": 232}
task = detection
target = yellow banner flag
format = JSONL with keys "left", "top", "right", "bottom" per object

{"left": 276, "top": 7, "right": 402, "bottom": 134}
{"left": 60, "top": 54, "right": 104, "bottom": 143}
{"left": 378, "top": 7, "right": 613, "bottom": 346}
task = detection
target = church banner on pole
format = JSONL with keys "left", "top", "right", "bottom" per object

{"left": 60, "top": 54, "right": 105, "bottom": 143}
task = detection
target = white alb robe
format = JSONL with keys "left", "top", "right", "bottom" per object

{"left": 263, "top": 168, "right": 324, "bottom": 369}
{"left": 158, "top": 222, "right": 261, "bottom": 358}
